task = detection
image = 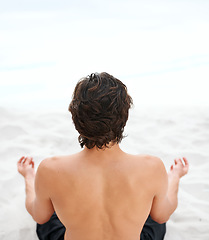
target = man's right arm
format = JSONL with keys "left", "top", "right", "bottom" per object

{"left": 150, "top": 157, "right": 189, "bottom": 224}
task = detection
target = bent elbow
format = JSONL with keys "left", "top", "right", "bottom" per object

{"left": 32, "top": 214, "right": 52, "bottom": 225}
{"left": 155, "top": 217, "right": 169, "bottom": 224}
{"left": 33, "top": 217, "right": 50, "bottom": 225}
{"left": 150, "top": 214, "right": 170, "bottom": 224}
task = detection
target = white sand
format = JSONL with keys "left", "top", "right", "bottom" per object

{"left": 0, "top": 106, "right": 209, "bottom": 240}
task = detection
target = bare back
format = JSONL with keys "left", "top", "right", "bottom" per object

{"left": 41, "top": 146, "right": 160, "bottom": 240}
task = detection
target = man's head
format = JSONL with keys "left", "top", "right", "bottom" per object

{"left": 69, "top": 72, "right": 133, "bottom": 149}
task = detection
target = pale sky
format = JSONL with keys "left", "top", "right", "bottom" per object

{"left": 0, "top": 0, "right": 209, "bottom": 111}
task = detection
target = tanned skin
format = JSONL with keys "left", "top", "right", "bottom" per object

{"left": 17, "top": 144, "right": 189, "bottom": 240}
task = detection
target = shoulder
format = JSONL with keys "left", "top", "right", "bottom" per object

{"left": 136, "top": 154, "right": 164, "bottom": 165}
{"left": 37, "top": 154, "right": 78, "bottom": 172}
{"left": 134, "top": 154, "right": 167, "bottom": 175}
{"left": 146, "top": 155, "right": 165, "bottom": 167}
{"left": 35, "top": 156, "right": 68, "bottom": 184}
{"left": 37, "top": 156, "right": 58, "bottom": 171}
{"left": 35, "top": 157, "right": 56, "bottom": 182}
{"left": 142, "top": 155, "right": 168, "bottom": 187}
{"left": 36, "top": 156, "right": 63, "bottom": 176}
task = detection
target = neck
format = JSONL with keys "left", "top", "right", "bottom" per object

{"left": 82, "top": 143, "right": 123, "bottom": 157}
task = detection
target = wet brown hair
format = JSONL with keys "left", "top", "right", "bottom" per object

{"left": 69, "top": 72, "right": 133, "bottom": 149}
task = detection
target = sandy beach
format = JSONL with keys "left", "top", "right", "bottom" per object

{"left": 0, "top": 106, "right": 209, "bottom": 239}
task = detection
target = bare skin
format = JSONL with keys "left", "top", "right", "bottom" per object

{"left": 17, "top": 144, "right": 189, "bottom": 240}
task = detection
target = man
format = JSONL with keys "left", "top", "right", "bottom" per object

{"left": 17, "top": 72, "right": 189, "bottom": 240}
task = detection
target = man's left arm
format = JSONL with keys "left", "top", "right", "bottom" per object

{"left": 17, "top": 156, "right": 54, "bottom": 224}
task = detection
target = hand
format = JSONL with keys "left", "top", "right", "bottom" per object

{"left": 17, "top": 156, "right": 35, "bottom": 179}
{"left": 168, "top": 157, "right": 189, "bottom": 179}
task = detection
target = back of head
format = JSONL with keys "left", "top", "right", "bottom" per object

{"left": 69, "top": 72, "right": 133, "bottom": 149}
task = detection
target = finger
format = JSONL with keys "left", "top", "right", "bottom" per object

{"left": 25, "top": 157, "right": 35, "bottom": 169}
{"left": 18, "top": 156, "right": 25, "bottom": 164}
{"left": 177, "top": 158, "right": 184, "bottom": 166}
{"left": 174, "top": 159, "right": 178, "bottom": 165}
{"left": 28, "top": 157, "right": 33, "bottom": 163}
{"left": 182, "top": 157, "right": 189, "bottom": 166}
{"left": 23, "top": 157, "right": 27, "bottom": 164}
{"left": 30, "top": 160, "right": 35, "bottom": 168}
{"left": 182, "top": 157, "right": 189, "bottom": 170}
{"left": 24, "top": 156, "right": 32, "bottom": 164}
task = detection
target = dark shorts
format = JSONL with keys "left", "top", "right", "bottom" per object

{"left": 37, "top": 213, "right": 166, "bottom": 240}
